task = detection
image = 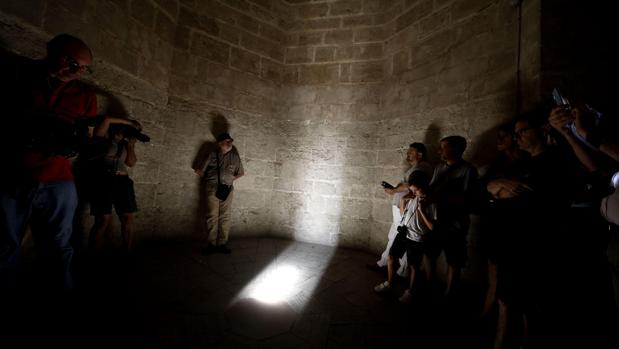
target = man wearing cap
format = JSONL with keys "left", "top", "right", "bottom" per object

{"left": 193, "top": 133, "right": 244, "bottom": 254}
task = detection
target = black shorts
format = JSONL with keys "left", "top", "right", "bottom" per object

{"left": 426, "top": 220, "right": 468, "bottom": 268}
{"left": 389, "top": 230, "right": 425, "bottom": 268}
{"left": 90, "top": 175, "right": 137, "bottom": 215}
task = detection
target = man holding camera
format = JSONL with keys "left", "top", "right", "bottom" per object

{"left": 193, "top": 133, "right": 244, "bottom": 255}
{"left": 0, "top": 34, "right": 97, "bottom": 291}
{"left": 368, "top": 143, "right": 433, "bottom": 277}
{"left": 86, "top": 116, "right": 143, "bottom": 255}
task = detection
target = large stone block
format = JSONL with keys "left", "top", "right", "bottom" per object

{"left": 336, "top": 45, "right": 354, "bottom": 60}
{"left": 249, "top": 3, "right": 277, "bottom": 24}
{"left": 241, "top": 32, "right": 284, "bottom": 62}
{"left": 231, "top": 48, "right": 261, "bottom": 75}
{"left": 297, "top": 3, "right": 329, "bottom": 18}
{"left": 314, "top": 46, "right": 336, "bottom": 62}
{"left": 299, "top": 64, "right": 340, "bottom": 84}
{"left": 155, "top": 10, "right": 177, "bottom": 43}
{"left": 342, "top": 14, "right": 374, "bottom": 27}
{"left": 330, "top": 0, "right": 362, "bottom": 16}
{"left": 353, "top": 43, "right": 382, "bottom": 60}
{"left": 298, "top": 31, "right": 323, "bottom": 45}
{"left": 155, "top": 0, "right": 179, "bottom": 19}
{"left": 179, "top": 8, "right": 219, "bottom": 36}
{"left": 303, "top": 17, "right": 341, "bottom": 30}
{"left": 234, "top": 190, "right": 266, "bottom": 208}
{"left": 286, "top": 46, "right": 313, "bottom": 64}
{"left": 260, "top": 23, "right": 286, "bottom": 43}
{"left": 260, "top": 58, "right": 282, "bottom": 82}
{"left": 131, "top": 0, "right": 156, "bottom": 27}
{"left": 324, "top": 29, "right": 353, "bottom": 45}
{"left": 349, "top": 61, "right": 384, "bottom": 82}
{"left": 395, "top": 0, "right": 432, "bottom": 32}
{"left": 392, "top": 49, "right": 410, "bottom": 75}
{"left": 354, "top": 26, "right": 385, "bottom": 42}
{"left": 174, "top": 25, "right": 191, "bottom": 49}
{"left": 0, "top": 0, "right": 45, "bottom": 26}
{"left": 419, "top": 5, "right": 450, "bottom": 37}
{"left": 198, "top": 0, "right": 238, "bottom": 24}
{"left": 190, "top": 32, "right": 230, "bottom": 65}
{"left": 237, "top": 13, "right": 260, "bottom": 32}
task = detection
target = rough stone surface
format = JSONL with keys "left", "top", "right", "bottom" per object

{"left": 0, "top": 0, "right": 539, "bottom": 266}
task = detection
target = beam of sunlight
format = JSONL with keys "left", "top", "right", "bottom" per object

{"left": 245, "top": 264, "right": 300, "bottom": 304}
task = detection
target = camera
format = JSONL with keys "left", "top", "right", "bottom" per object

{"left": 552, "top": 88, "right": 571, "bottom": 110}
{"left": 111, "top": 124, "right": 150, "bottom": 142}
{"left": 397, "top": 225, "right": 408, "bottom": 235}
{"left": 124, "top": 127, "right": 150, "bottom": 142}
{"left": 381, "top": 181, "right": 395, "bottom": 189}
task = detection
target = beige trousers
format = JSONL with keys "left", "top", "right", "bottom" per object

{"left": 206, "top": 187, "right": 234, "bottom": 245}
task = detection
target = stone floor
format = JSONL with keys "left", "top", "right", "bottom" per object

{"left": 69, "top": 238, "right": 487, "bottom": 348}
{"left": 7, "top": 237, "right": 617, "bottom": 348}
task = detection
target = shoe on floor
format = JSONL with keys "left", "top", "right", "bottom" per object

{"left": 217, "top": 244, "right": 231, "bottom": 254}
{"left": 399, "top": 289, "right": 413, "bottom": 303}
{"left": 366, "top": 263, "right": 386, "bottom": 274}
{"left": 201, "top": 244, "right": 216, "bottom": 256}
{"left": 374, "top": 281, "right": 391, "bottom": 293}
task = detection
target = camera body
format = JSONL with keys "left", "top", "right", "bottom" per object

{"left": 124, "top": 127, "right": 150, "bottom": 142}
{"left": 552, "top": 88, "right": 571, "bottom": 110}
{"left": 381, "top": 181, "right": 395, "bottom": 189}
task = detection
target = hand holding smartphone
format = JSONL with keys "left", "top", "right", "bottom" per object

{"left": 381, "top": 181, "right": 395, "bottom": 189}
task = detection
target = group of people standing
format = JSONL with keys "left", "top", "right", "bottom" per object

{"left": 0, "top": 33, "right": 245, "bottom": 294}
{"left": 368, "top": 104, "right": 619, "bottom": 348}
{"left": 0, "top": 34, "right": 145, "bottom": 293}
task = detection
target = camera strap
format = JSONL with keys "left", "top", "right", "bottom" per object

{"left": 399, "top": 198, "right": 417, "bottom": 227}
{"left": 216, "top": 151, "right": 222, "bottom": 187}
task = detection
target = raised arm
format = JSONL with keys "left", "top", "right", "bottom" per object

{"left": 94, "top": 116, "right": 141, "bottom": 138}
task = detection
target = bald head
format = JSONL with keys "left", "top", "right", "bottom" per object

{"left": 46, "top": 34, "right": 92, "bottom": 81}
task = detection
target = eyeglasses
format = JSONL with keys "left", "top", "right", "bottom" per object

{"left": 514, "top": 127, "right": 533, "bottom": 138}
{"left": 63, "top": 55, "right": 92, "bottom": 74}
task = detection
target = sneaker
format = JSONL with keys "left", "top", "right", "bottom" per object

{"left": 366, "top": 263, "right": 385, "bottom": 274}
{"left": 398, "top": 289, "right": 413, "bottom": 303}
{"left": 200, "top": 244, "right": 216, "bottom": 256}
{"left": 217, "top": 245, "right": 231, "bottom": 254}
{"left": 374, "top": 281, "right": 391, "bottom": 293}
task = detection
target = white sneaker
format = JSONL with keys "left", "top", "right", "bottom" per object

{"left": 398, "top": 289, "right": 412, "bottom": 303}
{"left": 374, "top": 281, "right": 391, "bottom": 293}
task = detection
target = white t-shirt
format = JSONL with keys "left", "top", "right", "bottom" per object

{"left": 601, "top": 189, "right": 619, "bottom": 226}
{"left": 400, "top": 196, "right": 437, "bottom": 242}
{"left": 392, "top": 161, "right": 434, "bottom": 206}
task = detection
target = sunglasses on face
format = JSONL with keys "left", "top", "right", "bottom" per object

{"left": 63, "top": 55, "right": 92, "bottom": 74}
{"left": 514, "top": 127, "right": 533, "bottom": 138}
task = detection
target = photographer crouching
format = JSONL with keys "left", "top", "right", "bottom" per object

{"left": 85, "top": 116, "right": 148, "bottom": 256}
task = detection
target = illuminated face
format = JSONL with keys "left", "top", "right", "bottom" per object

{"left": 514, "top": 120, "right": 538, "bottom": 154}
{"left": 496, "top": 130, "right": 514, "bottom": 152}
{"left": 406, "top": 147, "right": 422, "bottom": 164}
{"left": 439, "top": 141, "right": 457, "bottom": 162}
{"left": 218, "top": 139, "right": 233, "bottom": 154}
{"left": 50, "top": 43, "right": 92, "bottom": 82}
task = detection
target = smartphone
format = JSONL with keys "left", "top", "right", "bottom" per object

{"left": 552, "top": 88, "right": 571, "bottom": 110}
{"left": 381, "top": 181, "right": 395, "bottom": 189}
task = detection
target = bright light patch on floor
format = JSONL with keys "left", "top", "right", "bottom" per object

{"left": 245, "top": 265, "right": 300, "bottom": 304}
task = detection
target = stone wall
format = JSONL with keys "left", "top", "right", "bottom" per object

{"left": 0, "top": 0, "right": 549, "bottom": 258}
{"left": 0, "top": 0, "right": 177, "bottom": 243}
{"left": 164, "top": 0, "right": 288, "bottom": 238}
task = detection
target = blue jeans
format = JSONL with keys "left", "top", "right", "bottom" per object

{"left": 0, "top": 181, "right": 77, "bottom": 291}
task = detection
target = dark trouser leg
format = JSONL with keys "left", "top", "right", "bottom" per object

{"left": 30, "top": 181, "right": 77, "bottom": 291}
{"left": 0, "top": 184, "right": 35, "bottom": 291}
